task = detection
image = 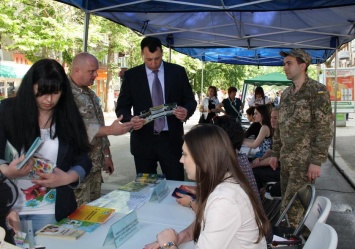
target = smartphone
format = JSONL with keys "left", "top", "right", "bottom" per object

{"left": 172, "top": 187, "right": 196, "bottom": 199}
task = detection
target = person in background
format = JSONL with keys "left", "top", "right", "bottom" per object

{"left": 269, "top": 49, "right": 333, "bottom": 227}
{"left": 199, "top": 86, "right": 219, "bottom": 123}
{"left": 144, "top": 125, "right": 269, "bottom": 249}
{"left": 0, "top": 59, "right": 92, "bottom": 232}
{"left": 248, "top": 86, "right": 271, "bottom": 107}
{"left": 115, "top": 36, "right": 197, "bottom": 181}
{"left": 273, "top": 91, "right": 281, "bottom": 107}
{"left": 243, "top": 104, "right": 273, "bottom": 159}
{"left": 70, "top": 52, "right": 132, "bottom": 205}
{"left": 217, "top": 86, "right": 242, "bottom": 120}
{"left": 252, "top": 107, "right": 280, "bottom": 190}
{"left": 245, "top": 106, "right": 262, "bottom": 138}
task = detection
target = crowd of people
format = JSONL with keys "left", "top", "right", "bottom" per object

{"left": 0, "top": 36, "right": 333, "bottom": 249}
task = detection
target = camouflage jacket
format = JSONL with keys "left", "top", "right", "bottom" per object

{"left": 70, "top": 78, "right": 110, "bottom": 172}
{"left": 271, "top": 77, "right": 333, "bottom": 166}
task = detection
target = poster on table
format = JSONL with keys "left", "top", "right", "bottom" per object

{"left": 324, "top": 68, "right": 355, "bottom": 113}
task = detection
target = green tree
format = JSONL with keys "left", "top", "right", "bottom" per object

{"left": 0, "top": 0, "right": 84, "bottom": 63}
{"left": 87, "top": 16, "right": 142, "bottom": 111}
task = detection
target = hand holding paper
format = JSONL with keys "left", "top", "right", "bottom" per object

{"left": 0, "top": 155, "right": 34, "bottom": 179}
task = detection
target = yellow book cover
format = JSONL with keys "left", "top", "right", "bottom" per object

{"left": 68, "top": 205, "right": 115, "bottom": 224}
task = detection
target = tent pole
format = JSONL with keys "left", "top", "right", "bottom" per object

{"left": 332, "top": 48, "right": 338, "bottom": 162}
{"left": 241, "top": 83, "right": 248, "bottom": 113}
{"left": 83, "top": 11, "right": 90, "bottom": 52}
{"left": 168, "top": 46, "right": 171, "bottom": 63}
{"left": 200, "top": 61, "right": 204, "bottom": 104}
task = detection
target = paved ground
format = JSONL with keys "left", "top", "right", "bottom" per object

{"left": 102, "top": 110, "right": 355, "bottom": 249}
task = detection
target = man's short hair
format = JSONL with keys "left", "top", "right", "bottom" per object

{"left": 280, "top": 48, "right": 312, "bottom": 66}
{"left": 228, "top": 86, "right": 237, "bottom": 94}
{"left": 141, "top": 36, "right": 162, "bottom": 53}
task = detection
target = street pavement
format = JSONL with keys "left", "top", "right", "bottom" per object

{"left": 102, "top": 110, "right": 355, "bottom": 249}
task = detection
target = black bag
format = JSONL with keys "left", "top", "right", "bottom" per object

{"left": 198, "top": 114, "right": 207, "bottom": 124}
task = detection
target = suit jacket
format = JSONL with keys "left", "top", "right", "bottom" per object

{"left": 115, "top": 62, "right": 197, "bottom": 158}
{"left": 0, "top": 98, "right": 92, "bottom": 221}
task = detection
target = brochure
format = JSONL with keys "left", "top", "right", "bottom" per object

{"left": 135, "top": 173, "right": 166, "bottom": 184}
{"left": 117, "top": 181, "right": 149, "bottom": 192}
{"left": 4, "top": 137, "right": 43, "bottom": 170}
{"left": 35, "top": 224, "right": 85, "bottom": 240}
{"left": 68, "top": 205, "right": 115, "bottom": 224}
{"left": 55, "top": 218, "right": 100, "bottom": 233}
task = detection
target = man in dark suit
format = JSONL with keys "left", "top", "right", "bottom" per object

{"left": 115, "top": 36, "right": 197, "bottom": 180}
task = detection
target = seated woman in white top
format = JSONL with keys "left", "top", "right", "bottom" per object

{"left": 248, "top": 86, "right": 271, "bottom": 107}
{"left": 144, "top": 125, "right": 270, "bottom": 249}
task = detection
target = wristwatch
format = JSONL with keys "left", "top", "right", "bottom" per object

{"left": 160, "top": 242, "right": 177, "bottom": 249}
{"left": 104, "top": 154, "right": 112, "bottom": 158}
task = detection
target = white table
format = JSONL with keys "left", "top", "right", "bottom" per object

{"left": 35, "top": 181, "right": 196, "bottom": 249}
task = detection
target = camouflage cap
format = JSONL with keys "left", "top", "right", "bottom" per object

{"left": 280, "top": 48, "right": 312, "bottom": 66}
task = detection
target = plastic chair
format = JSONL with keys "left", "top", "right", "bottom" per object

{"left": 273, "top": 184, "right": 316, "bottom": 237}
{"left": 304, "top": 196, "right": 331, "bottom": 231}
{"left": 303, "top": 222, "right": 338, "bottom": 249}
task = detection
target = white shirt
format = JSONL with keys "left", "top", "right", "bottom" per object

{"left": 196, "top": 180, "right": 267, "bottom": 249}
{"left": 145, "top": 62, "right": 168, "bottom": 131}
{"left": 248, "top": 96, "right": 270, "bottom": 107}
{"left": 14, "top": 128, "right": 58, "bottom": 215}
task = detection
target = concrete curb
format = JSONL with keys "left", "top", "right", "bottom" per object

{"left": 328, "top": 146, "right": 355, "bottom": 190}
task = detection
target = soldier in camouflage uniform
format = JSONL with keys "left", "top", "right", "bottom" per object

{"left": 70, "top": 53, "right": 132, "bottom": 205}
{"left": 270, "top": 49, "right": 333, "bottom": 227}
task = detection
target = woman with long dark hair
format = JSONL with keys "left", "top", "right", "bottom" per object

{"left": 243, "top": 104, "right": 273, "bottom": 158}
{"left": 144, "top": 125, "right": 270, "bottom": 249}
{"left": 248, "top": 86, "right": 271, "bottom": 107}
{"left": 0, "top": 59, "right": 92, "bottom": 233}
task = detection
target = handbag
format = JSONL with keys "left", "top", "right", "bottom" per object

{"left": 198, "top": 114, "right": 207, "bottom": 124}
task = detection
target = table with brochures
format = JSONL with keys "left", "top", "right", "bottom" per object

{"left": 35, "top": 180, "right": 196, "bottom": 249}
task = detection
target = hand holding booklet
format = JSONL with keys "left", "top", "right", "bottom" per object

{"left": 4, "top": 137, "right": 43, "bottom": 170}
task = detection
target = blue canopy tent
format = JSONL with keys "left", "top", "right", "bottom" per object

{"left": 54, "top": 0, "right": 355, "bottom": 66}
{"left": 54, "top": 0, "right": 355, "bottom": 161}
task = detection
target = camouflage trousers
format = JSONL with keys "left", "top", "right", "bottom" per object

{"left": 74, "top": 170, "right": 103, "bottom": 206}
{"left": 280, "top": 161, "right": 311, "bottom": 228}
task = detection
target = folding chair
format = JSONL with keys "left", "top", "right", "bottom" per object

{"left": 271, "top": 184, "right": 316, "bottom": 247}
{"left": 304, "top": 196, "right": 331, "bottom": 231}
{"left": 303, "top": 222, "right": 338, "bottom": 249}
{"left": 262, "top": 182, "right": 282, "bottom": 225}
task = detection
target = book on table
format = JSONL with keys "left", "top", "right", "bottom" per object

{"left": 55, "top": 218, "right": 100, "bottom": 233}
{"left": 35, "top": 224, "right": 85, "bottom": 240}
{"left": 117, "top": 181, "right": 149, "bottom": 192}
{"left": 68, "top": 205, "right": 115, "bottom": 224}
{"left": 135, "top": 173, "right": 166, "bottom": 184}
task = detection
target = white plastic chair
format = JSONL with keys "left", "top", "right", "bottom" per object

{"left": 304, "top": 196, "right": 331, "bottom": 231}
{"left": 303, "top": 222, "right": 338, "bottom": 249}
